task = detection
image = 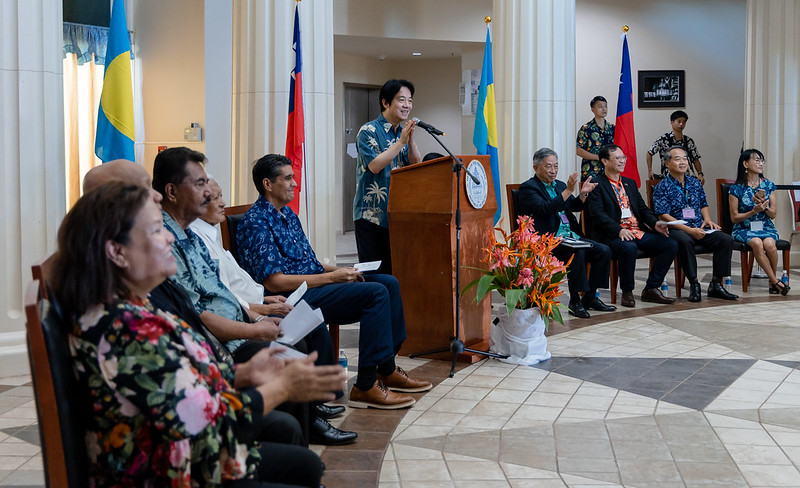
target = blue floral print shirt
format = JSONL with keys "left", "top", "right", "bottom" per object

{"left": 70, "top": 298, "right": 263, "bottom": 487}
{"left": 352, "top": 113, "right": 410, "bottom": 228}
{"left": 236, "top": 196, "right": 324, "bottom": 290}
{"left": 163, "top": 211, "right": 247, "bottom": 352}
{"left": 652, "top": 173, "right": 708, "bottom": 228}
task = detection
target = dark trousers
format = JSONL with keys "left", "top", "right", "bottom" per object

{"left": 552, "top": 239, "right": 611, "bottom": 301}
{"left": 670, "top": 228, "right": 733, "bottom": 280}
{"left": 354, "top": 218, "right": 392, "bottom": 274}
{"left": 224, "top": 442, "right": 323, "bottom": 488}
{"left": 609, "top": 232, "right": 678, "bottom": 292}
{"left": 303, "top": 274, "right": 406, "bottom": 369}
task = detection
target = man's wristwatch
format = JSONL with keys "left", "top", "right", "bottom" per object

{"left": 580, "top": 192, "right": 588, "bottom": 199}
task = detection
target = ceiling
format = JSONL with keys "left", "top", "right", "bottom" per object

{"left": 334, "top": 35, "right": 480, "bottom": 61}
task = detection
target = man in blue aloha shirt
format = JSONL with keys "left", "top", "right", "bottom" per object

{"left": 576, "top": 95, "right": 615, "bottom": 181}
{"left": 652, "top": 146, "right": 737, "bottom": 302}
{"left": 353, "top": 79, "right": 421, "bottom": 274}
{"left": 238, "top": 154, "right": 432, "bottom": 411}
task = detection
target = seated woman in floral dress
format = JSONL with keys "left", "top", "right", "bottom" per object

{"left": 49, "top": 182, "right": 345, "bottom": 487}
{"left": 728, "top": 149, "right": 789, "bottom": 295}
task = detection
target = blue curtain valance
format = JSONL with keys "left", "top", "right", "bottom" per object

{"left": 63, "top": 22, "right": 134, "bottom": 66}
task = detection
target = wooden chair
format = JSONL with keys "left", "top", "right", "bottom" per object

{"left": 220, "top": 204, "right": 340, "bottom": 355}
{"left": 788, "top": 183, "right": 800, "bottom": 247}
{"left": 506, "top": 184, "right": 521, "bottom": 231}
{"left": 716, "top": 178, "right": 791, "bottom": 291}
{"left": 25, "top": 280, "right": 89, "bottom": 487}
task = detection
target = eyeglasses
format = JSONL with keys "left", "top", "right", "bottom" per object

{"left": 752, "top": 157, "right": 765, "bottom": 163}
{"left": 671, "top": 156, "right": 690, "bottom": 162}
{"left": 613, "top": 156, "right": 627, "bottom": 162}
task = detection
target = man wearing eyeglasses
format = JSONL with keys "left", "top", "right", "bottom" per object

{"left": 652, "top": 146, "right": 737, "bottom": 302}
{"left": 586, "top": 145, "right": 678, "bottom": 307}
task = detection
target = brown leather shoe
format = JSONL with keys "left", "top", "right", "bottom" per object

{"left": 348, "top": 381, "right": 415, "bottom": 409}
{"left": 641, "top": 287, "right": 675, "bottom": 304}
{"left": 377, "top": 366, "right": 433, "bottom": 393}
{"left": 621, "top": 291, "right": 636, "bottom": 308}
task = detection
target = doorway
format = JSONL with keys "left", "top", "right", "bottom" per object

{"left": 342, "top": 84, "right": 381, "bottom": 232}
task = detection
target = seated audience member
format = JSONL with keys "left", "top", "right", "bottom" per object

{"left": 189, "top": 178, "right": 294, "bottom": 316}
{"left": 517, "top": 147, "right": 615, "bottom": 318}
{"left": 646, "top": 110, "right": 704, "bottom": 184}
{"left": 729, "top": 149, "right": 789, "bottom": 295}
{"left": 82, "top": 161, "right": 310, "bottom": 447}
{"left": 586, "top": 145, "right": 678, "bottom": 307}
{"left": 576, "top": 95, "right": 615, "bottom": 182}
{"left": 152, "top": 147, "right": 355, "bottom": 445}
{"left": 236, "top": 154, "right": 432, "bottom": 410}
{"left": 653, "top": 146, "right": 738, "bottom": 301}
{"left": 422, "top": 151, "right": 445, "bottom": 161}
{"left": 49, "top": 182, "right": 345, "bottom": 487}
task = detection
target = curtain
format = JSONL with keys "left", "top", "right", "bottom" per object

{"left": 62, "top": 22, "right": 143, "bottom": 208}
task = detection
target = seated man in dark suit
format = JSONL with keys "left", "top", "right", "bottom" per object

{"left": 586, "top": 144, "right": 677, "bottom": 307}
{"left": 517, "top": 147, "right": 614, "bottom": 318}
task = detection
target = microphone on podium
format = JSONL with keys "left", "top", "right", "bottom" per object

{"left": 412, "top": 117, "right": 445, "bottom": 136}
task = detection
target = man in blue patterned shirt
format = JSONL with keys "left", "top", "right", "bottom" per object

{"left": 353, "top": 79, "right": 421, "bottom": 274}
{"left": 653, "top": 146, "right": 737, "bottom": 302}
{"left": 238, "top": 154, "right": 432, "bottom": 410}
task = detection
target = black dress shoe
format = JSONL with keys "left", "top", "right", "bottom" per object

{"left": 582, "top": 296, "right": 616, "bottom": 312}
{"left": 309, "top": 417, "right": 357, "bottom": 446}
{"left": 568, "top": 300, "right": 590, "bottom": 319}
{"left": 688, "top": 282, "right": 702, "bottom": 302}
{"left": 316, "top": 404, "right": 346, "bottom": 420}
{"left": 707, "top": 281, "right": 738, "bottom": 300}
{"left": 641, "top": 287, "right": 676, "bottom": 304}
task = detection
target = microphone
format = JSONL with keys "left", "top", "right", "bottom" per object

{"left": 412, "top": 117, "right": 444, "bottom": 136}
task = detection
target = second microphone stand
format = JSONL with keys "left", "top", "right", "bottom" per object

{"left": 408, "top": 127, "right": 506, "bottom": 378}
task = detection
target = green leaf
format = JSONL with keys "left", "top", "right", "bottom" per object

{"left": 474, "top": 274, "right": 497, "bottom": 303}
{"left": 461, "top": 276, "right": 482, "bottom": 296}
{"left": 504, "top": 289, "right": 526, "bottom": 315}
{"left": 552, "top": 305, "right": 563, "bottom": 326}
{"left": 135, "top": 374, "right": 160, "bottom": 392}
{"left": 147, "top": 390, "right": 166, "bottom": 406}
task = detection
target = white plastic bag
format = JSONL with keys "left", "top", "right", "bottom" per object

{"left": 489, "top": 307, "right": 551, "bottom": 366}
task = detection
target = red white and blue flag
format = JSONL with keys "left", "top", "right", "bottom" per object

{"left": 285, "top": 5, "right": 305, "bottom": 215}
{"left": 614, "top": 33, "right": 640, "bottom": 186}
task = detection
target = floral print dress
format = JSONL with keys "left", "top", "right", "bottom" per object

{"left": 729, "top": 179, "right": 780, "bottom": 243}
{"left": 70, "top": 298, "right": 264, "bottom": 487}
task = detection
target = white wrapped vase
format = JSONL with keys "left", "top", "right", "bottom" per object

{"left": 489, "top": 307, "right": 551, "bottom": 366}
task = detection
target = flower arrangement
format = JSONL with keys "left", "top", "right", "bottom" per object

{"left": 463, "top": 215, "right": 570, "bottom": 328}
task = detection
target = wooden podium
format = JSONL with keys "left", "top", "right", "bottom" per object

{"left": 388, "top": 155, "right": 497, "bottom": 362}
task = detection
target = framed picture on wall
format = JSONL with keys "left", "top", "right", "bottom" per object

{"left": 637, "top": 70, "right": 685, "bottom": 108}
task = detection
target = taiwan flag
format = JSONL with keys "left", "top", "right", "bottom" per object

{"left": 614, "top": 33, "right": 640, "bottom": 186}
{"left": 285, "top": 5, "right": 305, "bottom": 215}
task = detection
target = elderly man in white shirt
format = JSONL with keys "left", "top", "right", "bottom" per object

{"left": 189, "top": 178, "right": 293, "bottom": 317}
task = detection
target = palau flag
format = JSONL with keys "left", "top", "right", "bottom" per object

{"left": 614, "top": 33, "right": 640, "bottom": 186}
{"left": 95, "top": 0, "right": 134, "bottom": 163}
{"left": 285, "top": 5, "right": 305, "bottom": 216}
{"left": 473, "top": 25, "right": 501, "bottom": 224}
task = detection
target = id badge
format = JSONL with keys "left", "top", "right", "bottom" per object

{"left": 621, "top": 208, "right": 632, "bottom": 219}
{"left": 750, "top": 221, "right": 764, "bottom": 232}
{"left": 682, "top": 207, "right": 696, "bottom": 219}
{"left": 559, "top": 213, "right": 570, "bottom": 224}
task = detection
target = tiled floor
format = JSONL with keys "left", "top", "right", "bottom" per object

{"left": 8, "top": 232, "right": 800, "bottom": 487}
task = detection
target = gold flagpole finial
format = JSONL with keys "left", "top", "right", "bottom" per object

{"left": 485, "top": 16, "right": 492, "bottom": 24}
{"left": 622, "top": 25, "right": 629, "bottom": 34}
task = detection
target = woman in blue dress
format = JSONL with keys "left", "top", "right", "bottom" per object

{"left": 728, "top": 149, "right": 788, "bottom": 294}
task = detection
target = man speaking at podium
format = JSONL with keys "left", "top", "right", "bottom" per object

{"left": 353, "top": 79, "right": 421, "bottom": 274}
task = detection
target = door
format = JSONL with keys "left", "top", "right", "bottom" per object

{"left": 343, "top": 84, "right": 381, "bottom": 232}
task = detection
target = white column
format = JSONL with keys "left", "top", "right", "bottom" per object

{"left": 0, "top": 0, "right": 65, "bottom": 372}
{"left": 744, "top": 0, "right": 800, "bottom": 241}
{"left": 204, "top": 0, "right": 233, "bottom": 197}
{"left": 493, "top": 0, "right": 577, "bottom": 187}
{"left": 231, "top": 0, "right": 336, "bottom": 263}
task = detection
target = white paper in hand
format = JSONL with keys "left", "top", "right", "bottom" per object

{"left": 354, "top": 260, "right": 381, "bottom": 272}
{"left": 286, "top": 281, "right": 308, "bottom": 307}
{"left": 268, "top": 341, "right": 307, "bottom": 359}
{"left": 277, "top": 299, "right": 324, "bottom": 346}
{"left": 661, "top": 220, "right": 687, "bottom": 226}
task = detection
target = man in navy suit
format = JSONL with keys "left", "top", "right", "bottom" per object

{"left": 586, "top": 144, "right": 677, "bottom": 307}
{"left": 517, "top": 147, "right": 614, "bottom": 319}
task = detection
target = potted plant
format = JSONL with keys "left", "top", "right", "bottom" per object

{"left": 463, "top": 215, "right": 570, "bottom": 364}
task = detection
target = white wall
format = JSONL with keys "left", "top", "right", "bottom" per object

{"left": 134, "top": 0, "right": 206, "bottom": 174}
{"left": 576, "top": 0, "right": 747, "bottom": 219}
